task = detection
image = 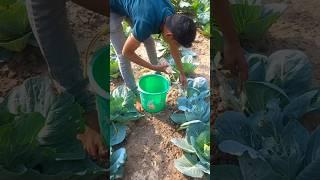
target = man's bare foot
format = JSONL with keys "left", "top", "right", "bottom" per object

{"left": 135, "top": 99, "right": 144, "bottom": 112}
{"left": 77, "top": 111, "right": 107, "bottom": 161}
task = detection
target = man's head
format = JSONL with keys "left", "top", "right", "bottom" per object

{"left": 162, "top": 14, "right": 196, "bottom": 48}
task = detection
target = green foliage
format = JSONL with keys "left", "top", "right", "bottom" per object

{"left": 110, "top": 45, "right": 120, "bottom": 79}
{"left": 109, "top": 85, "right": 144, "bottom": 178}
{"left": 170, "top": 76, "right": 210, "bottom": 178}
{"left": 165, "top": 48, "right": 198, "bottom": 78}
{"left": 109, "top": 147, "right": 127, "bottom": 180}
{"left": 122, "top": 21, "right": 131, "bottom": 38}
{"left": 172, "top": 0, "right": 210, "bottom": 37}
{"left": 170, "top": 77, "right": 210, "bottom": 124}
{"left": 212, "top": 0, "right": 287, "bottom": 50}
{"left": 171, "top": 122, "right": 210, "bottom": 178}
{"left": 109, "top": 85, "right": 143, "bottom": 146}
{"left": 0, "top": 0, "right": 32, "bottom": 51}
{"left": 218, "top": 50, "right": 314, "bottom": 113}
{"left": 0, "top": 77, "right": 106, "bottom": 179}
{"left": 231, "top": 0, "right": 287, "bottom": 41}
{"left": 215, "top": 100, "right": 320, "bottom": 180}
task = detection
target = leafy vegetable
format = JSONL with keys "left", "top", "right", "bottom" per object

{"left": 110, "top": 45, "right": 120, "bottom": 78}
{"left": 217, "top": 50, "right": 314, "bottom": 113}
{"left": 0, "top": 76, "right": 106, "bottom": 179}
{"left": 109, "top": 147, "right": 127, "bottom": 180}
{"left": 171, "top": 122, "right": 210, "bottom": 178}
{"left": 111, "top": 85, "right": 143, "bottom": 123}
{"left": 122, "top": 21, "right": 131, "bottom": 38}
{"left": 110, "top": 85, "right": 143, "bottom": 146}
{"left": 170, "top": 77, "right": 210, "bottom": 124}
{"left": 110, "top": 60, "right": 120, "bottom": 78}
{"left": 244, "top": 81, "right": 289, "bottom": 113}
{"left": 171, "top": 0, "right": 210, "bottom": 37}
{"left": 173, "top": 55, "right": 198, "bottom": 76}
{"left": 0, "top": 0, "right": 32, "bottom": 51}
{"left": 163, "top": 47, "right": 198, "bottom": 77}
{"left": 230, "top": 0, "right": 287, "bottom": 41}
{"left": 213, "top": 0, "right": 287, "bottom": 51}
{"left": 2, "top": 76, "right": 86, "bottom": 158}
{"left": 265, "top": 50, "right": 313, "bottom": 97}
{"left": 0, "top": 112, "right": 49, "bottom": 170}
{"left": 215, "top": 100, "right": 320, "bottom": 180}
{"left": 109, "top": 85, "right": 143, "bottom": 177}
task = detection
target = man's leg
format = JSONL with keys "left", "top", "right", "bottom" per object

{"left": 25, "top": 0, "right": 105, "bottom": 158}
{"left": 110, "top": 12, "right": 138, "bottom": 93}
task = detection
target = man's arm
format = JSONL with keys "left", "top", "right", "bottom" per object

{"left": 122, "top": 35, "right": 168, "bottom": 73}
{"left": 213, "top": 0, "right": 248, "bottom": 81}
{"left": 169, "top": 43, "right": 187, "bottom": 86}
{"left": 213, "top": 0, "right": 239, "bottom": 44}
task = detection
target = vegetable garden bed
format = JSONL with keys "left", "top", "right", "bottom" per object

{"left": 212, "top": 0, "right": 320, "bottom": 179}
{"left": 110, "top": 30, "right": 210, "bottom": 179}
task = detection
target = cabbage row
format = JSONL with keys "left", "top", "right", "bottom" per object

{"left": 170, "top": 77, "right": 211, "bottom": 178}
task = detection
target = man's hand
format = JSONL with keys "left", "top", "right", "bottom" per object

{"left": 154, "top": 64, "right": 169, "bottom": 74}
{"left": 77, "top": 126, "right": 107, "bottom": 161}
{"left": 77, "top": 111, "right": 107, "bottom": 161}
{"left": 223, "top": 42, "right": 248, "bottom": 81}
{"left": 214, "top": 0, "right": 249, "bottom": 82}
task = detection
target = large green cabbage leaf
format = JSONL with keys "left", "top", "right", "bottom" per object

{"left": 218, "top": 50, "right": 314, "bottom": 114}
{"left": 170, "top": 77, "right": 210, "bottom": 124}
{"left": 0, "top": 0, "right": 32, "bottom": 51}
{"left": 171, "top": 122, "right": 210, "bottom": 178}
{"left": 215, "top": 100, "right": 320, "bottom": 180}
{"left": 0, "top": 76, "right": 106, "bottom": 179}
{"left": 266, "top": 50, "right": 313, "bottom": 97}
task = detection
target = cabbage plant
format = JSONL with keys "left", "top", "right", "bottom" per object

{"left": 170, "top": 77, "right": 210, "bottom": 124}
{"left": 0, "top": 76, "right": 106, "bottom": 179}
{"left": 109, "top": 147, "right": 127, "bottom": 180}
{"left": 213, "top": 0, "right": 287, "bottom": 51}
{"left": 164, "top": 47, "right": 198, "bottom": 78}
{"left": 171, "top": 122, "right": 210, "bottom": 178}
{"left": 0, "top": 0, "right": 32, "bottom": 51}
{"left": 229, "top": 0, "right": 287, "bottom": 41}
{"left": 218, "top": 50, "right": 314, "bottom": 113}
{"left": 171, "top": 0, "right": 210, "bottom": 37}
{"left": 110, "top": 85, "right": 143, "bottom": 146}
{"left": 110, "top": 45, "right": 120, "bottom": 79}
{"left": 214, "top": 99, "right": 320, "bottom": 180}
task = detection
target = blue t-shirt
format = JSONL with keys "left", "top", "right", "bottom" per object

{"left": 110, "top": 0, "right": 175, "bottom": 42}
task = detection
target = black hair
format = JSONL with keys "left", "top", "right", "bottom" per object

{"left": 165, "top": 14, "right": 196, "bottom": 48}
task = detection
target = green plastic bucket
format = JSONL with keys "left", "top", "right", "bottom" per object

{"left": 87, "top": 46, "right": 109, "bottom": 146}
{"left": 138, "top": 74, "right": 170, "bottom": 113}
